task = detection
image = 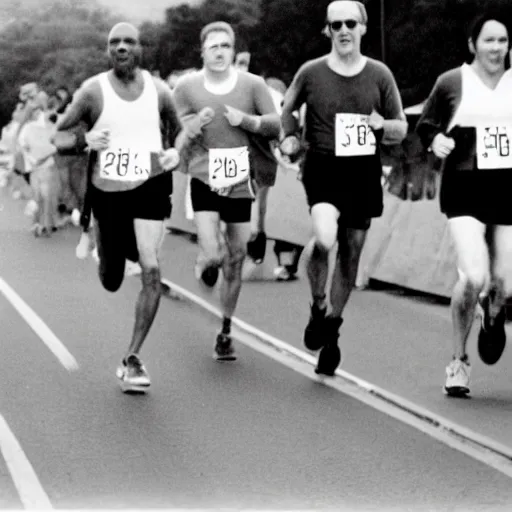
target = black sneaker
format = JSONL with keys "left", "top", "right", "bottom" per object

{"left": 478, "top": 296, "right": 506, "bottom": 365}
{"left": 315, "top": 317, "right": 343, "bottom": 377}
{"left": 247, "top": 231, "right": 267, "bottom": 264}
{"left": 214, "top": 333, "right": 236, "bottom": 361}
{"left": 195, "top": 263, "right": 220, "bottom": 288}
{"left": 303, "top": 302, "right": 327, "bottom": 351}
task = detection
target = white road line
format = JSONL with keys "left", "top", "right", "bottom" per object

{"left": 161, "top": 277, "right": 512, "bottom": 478}
{"left": 0, "top": 414, "right": 52, "bottom": 509}
{"left": 0, "top": 276, "right": 78, "bottom": 371}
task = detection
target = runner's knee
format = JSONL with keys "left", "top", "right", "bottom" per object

{"left": 314, "top": 234, "right": 336, "bottom": 254}
{"left": 140, "top": 266, "right": 161, "bottom": 290}
{"left": 458, "top": 266, "right": 488, "bottom": 295}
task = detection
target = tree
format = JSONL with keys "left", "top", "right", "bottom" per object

{"left": 0, "top": 0, "right": 118, "bottom": 127}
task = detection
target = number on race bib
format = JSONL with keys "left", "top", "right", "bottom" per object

{"left": 208, "top": 147, "right": 250, "bottom": 191}
{"left": 476, "top": 126, "right": 512, "bottom": 170}
{"left": 99, "top": 148, "right": 151, "bottom": 181}
{"left": 335, "top": 113, "right": 377, "bottom": 157}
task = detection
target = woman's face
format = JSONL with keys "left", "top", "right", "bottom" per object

{"left": 472, "top": 20, "right": 509, "bottom": 74}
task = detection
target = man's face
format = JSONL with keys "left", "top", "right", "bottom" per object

{"left": 327, "top": 2, "right": 366, "bottom": 57}
{"left": 202, "top": 30, "right": 235, "bottom": 73}
{"left": 108, "top": 25, "right": 142, "bottom": 74}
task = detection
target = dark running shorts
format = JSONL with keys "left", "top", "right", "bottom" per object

{"left": 190, "top": 178, "right": 252, "bottom": 223}
{"left": 441, "top": 168, "right": 512, "bottom": 225}
{"left": 301, "top": 151, "right": 383, "bottom": 230}
{"left": 91, "top": 172, "right": 173, "bottom": 222}
{"left": 91, "top": 172, "right": 173, "bottom": 264}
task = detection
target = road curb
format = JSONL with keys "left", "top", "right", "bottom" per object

{"left": 161, "top": 276, "right": 512, "bottom": 468}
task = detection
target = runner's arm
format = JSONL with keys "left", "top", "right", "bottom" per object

{"left": 56, "top": 85, "right": 96, "bottom": 132}
{"left": 171, "top": 79, "right": 205, "bottom": 152}
{"left": 281, "top": 69, "right": 306, "bottom": 138}
{"left": 379, "top": 68, "right": 408, "bottom": 145}
{"left": 416, "top": 75, "right": 454, "bottom": 150}
{"left": 156, "top": 81, "right": 183, "bottom": 148}
{"left": 238, "top": 78, "right": 281, "bottom": 138}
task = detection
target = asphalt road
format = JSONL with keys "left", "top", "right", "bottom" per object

{"left": 1, "top": 189, "right": 512, "bottom": 511}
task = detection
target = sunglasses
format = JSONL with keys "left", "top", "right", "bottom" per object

{"left": 328, "top": 19, "right": 359, "bottom": 31}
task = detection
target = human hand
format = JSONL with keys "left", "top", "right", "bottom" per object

{"left": 224, "top": 105, "right": 245, "bottom": 126}
{"left": 431, "top": 133, "right": 455, "bottom": 159}
{"left": 184, "top": 107, "right": 215, "bottom": 139}
{"left": 279, "top": 135, "right": 301, "bottom": 156}
{"left": 85, "top": 129, "right": 110, "bottom": 151}
{"left": 159, "top": 148, "right": 180, "bottom": 171}
{"left": 368, "top": 109, "right": 384, "bottom": 131}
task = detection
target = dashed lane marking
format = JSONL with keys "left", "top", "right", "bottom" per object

{"left": 0, "top": 276, "right": 78, "bottom": 371}
{"left": 0, "top": 414, "right": 52, "bottom": 509}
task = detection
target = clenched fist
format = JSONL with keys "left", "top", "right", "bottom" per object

{"left": 431, "top": 133, "right": 455, "bottom": 159}
{"left": 159, "top": 148, "right": 180, "bottom": 171}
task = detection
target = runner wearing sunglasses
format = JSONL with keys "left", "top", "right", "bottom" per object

{"left": 280, "top": 0, "right": 407, "bottom": 376}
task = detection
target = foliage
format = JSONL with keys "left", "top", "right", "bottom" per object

{"left": 0, "top": 0, "right": 117, "bottom": 127}
{"left": 2, "top": 0, "right": 512, "bottom": 129}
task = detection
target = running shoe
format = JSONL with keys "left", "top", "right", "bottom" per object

{"left": 71, "top": 208, "right": 81, "bottom": 227}
{"left": 247, "top": 231, "right": 267, "bottom": 264}
{"left": 303, "top": 302, "right": 328, "bottom": 351}
{"left": 24, "top": 199, "right": 38, "bottom": 217}
{"left": 116, "top": 354, "right": 151, "bottom": 393}
{"left": 443, "top": 358, "right": 471, "bottom": 397}
{"left": 214, "top": 333, "right": 236, "bottom": 361}
{"left": 195, "top": 262, "right": 219, "bottom": 289}
{"left": 314, "top": 316, "right": 343, "bottom": 376}
{"left": 477, "top": 296, "right": 506, "bottom": 365}
{"left": 273, "top": 266, "right": 298, "bottom": 282}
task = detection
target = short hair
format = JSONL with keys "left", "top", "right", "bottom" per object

{"left": 326, "top": 1, "right": 368, "bottom": 25}
{"left": 468, "top": 10, "right": 511, "bottom": 48}
{"left": 200, "top": 21, "right": 235, "bottom": 46}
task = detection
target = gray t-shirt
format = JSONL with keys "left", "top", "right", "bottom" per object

{"left": 284, "top": 56, "right": 403, "bottom": 155}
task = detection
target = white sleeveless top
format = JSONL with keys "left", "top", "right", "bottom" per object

{"left": 449, "top": 64, "right": 512, "bottom": 129}
{"left": 449, "top": 64, "right": 512, "bottom": 170}
{"left": 92, "top": 70, "right": 163, "bottom": 191}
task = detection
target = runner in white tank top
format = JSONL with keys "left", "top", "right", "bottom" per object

{"left": 57, "top": 22, "right": 186, "bottom": 393}
{"left": 417, "top": 12, "right": 512, "bottom": 397}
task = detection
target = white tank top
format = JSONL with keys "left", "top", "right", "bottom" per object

{"left": 449, "top": 64, "right": 512, "bottom": 129}
{"left": 91, "top": 70, "right": 163, "bottom": 191}
{"left": 450, "top": 64, "right": 512, "bottom": 170}
{"left": 93, "top": 70, "right": 162, "bottom": 151}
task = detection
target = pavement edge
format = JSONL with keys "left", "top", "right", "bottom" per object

{"left": 161, "top": 277, "right": 512, "bottom": 471}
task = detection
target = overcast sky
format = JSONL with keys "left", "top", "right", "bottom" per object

{"left": 97, "top": 0, "right": 202, "bottom": 23}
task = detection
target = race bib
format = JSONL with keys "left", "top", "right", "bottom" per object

{"left": 476, "top": 125, "right": 512, "bottom": 169}
{"left": 208, "top": 146, "right": 250, "bottom": 192}
{"left": 99, "top": 147, "right": 151, "bottom": 181}
{"left": 335, "top": 113, "right": 377, "bottom": 157}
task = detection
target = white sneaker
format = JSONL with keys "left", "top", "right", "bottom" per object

{"left": 91, "top": 246, "right": 100, "bottom": 264}
{"left": 71, "top": 208, "right": 81, "bottom": 227}
{"left": 444, "top": 358, "right": 471, "bottom": 397}
{"left": 24, "top": 199, "right": 38, "bottom": 217}
{"left": 75, "top": 232, "right": 94, "bottom": 259}
{"left": 116, "top": 354, "right": 150, "bottom": 393}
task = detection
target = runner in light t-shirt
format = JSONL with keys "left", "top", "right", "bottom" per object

{"left": 173, "top": 21, "right": 281, "bottom": 361}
